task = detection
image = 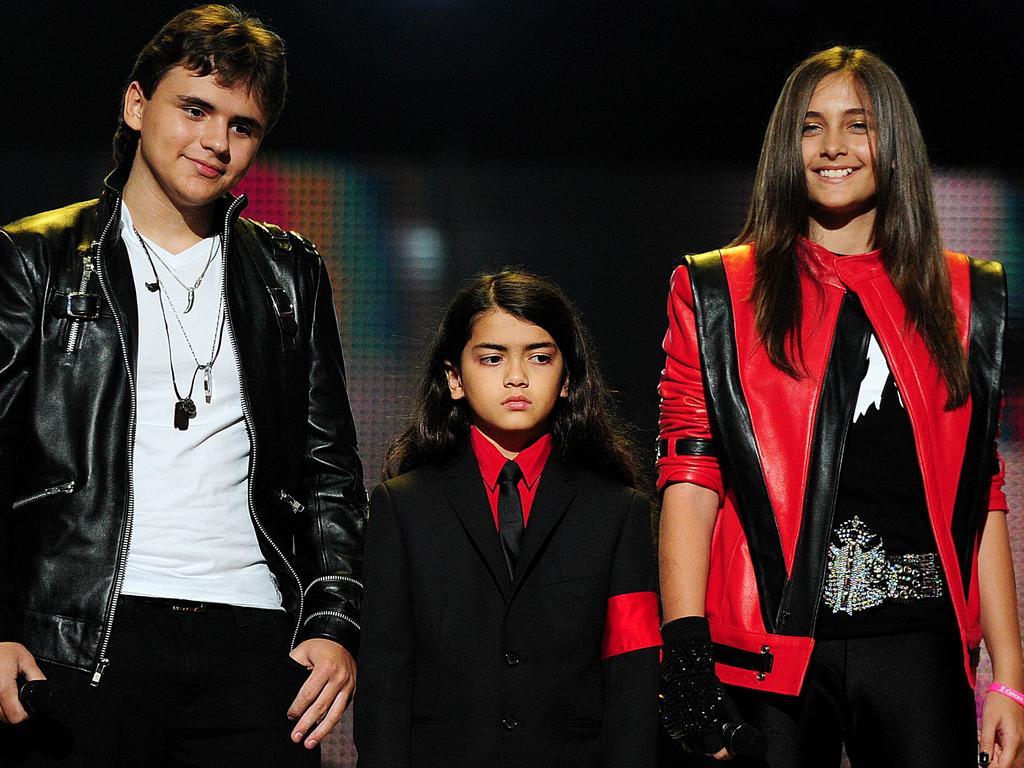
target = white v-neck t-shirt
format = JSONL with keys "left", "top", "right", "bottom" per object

{"left": 119, "top": 204, "right": 282, "bottom": 609}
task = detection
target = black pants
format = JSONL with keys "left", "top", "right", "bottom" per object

{"left": 660, "top": 630, "right": 977, "bottom": 768}
{"left": 0, "top": 596, "right": 320, "bottom": 768}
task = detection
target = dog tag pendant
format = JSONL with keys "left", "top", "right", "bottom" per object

{"left": 174, "top": 397, "right": 197, "bottom": 430}
{"left": 203, "top": 365, "right": 213, "bottom": 403}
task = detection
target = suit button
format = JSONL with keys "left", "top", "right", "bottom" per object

{"left": 504, "top": 651, "right": 520, "bottom": 666}
{"left": 502, "top": 716, "right": 518, "bottom": 730}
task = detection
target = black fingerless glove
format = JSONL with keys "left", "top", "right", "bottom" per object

{"left": 659, "top": 616, "right": 736, "bottom": 755}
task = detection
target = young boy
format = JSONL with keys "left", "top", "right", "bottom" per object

{"left": 355, "top": 271, "right": 661, "bottom": 767}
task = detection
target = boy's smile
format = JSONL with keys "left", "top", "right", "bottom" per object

{"left": 446, "top": 309, "right": 568, "bottom": 457}
{"left": 123, "top": 65, "right": 266, "bottom": 220}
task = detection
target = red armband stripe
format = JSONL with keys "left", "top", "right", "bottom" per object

{"left": 601, "top": 591, "right": 662, "bottom": 660}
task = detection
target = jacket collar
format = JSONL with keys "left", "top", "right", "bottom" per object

{"left": 442, "top": 441, "right": 577, "bottom": 602}
{"left": 98, "top": 162, "right": 250, "bottom": 243}
{"left": 797, "top": 235, "right": 885, "bottom": 290}
{"left": 512, "top": 451, "right": 575, "bottom": 591}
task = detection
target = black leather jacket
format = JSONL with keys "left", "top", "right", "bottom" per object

{"left": 0, "top": 168, "right": 367, "bottom": 682}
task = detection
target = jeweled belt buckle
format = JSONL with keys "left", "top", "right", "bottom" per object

{"left": 822, "top": 516, "right": 943, "bottom": 616}
{"left": 887, "top": 554, "right": 943, "bottom": 602}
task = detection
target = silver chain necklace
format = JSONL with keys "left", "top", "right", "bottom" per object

{"left": 134, "top": 227, "right": 226, "bottom": 430}
{"left": 140, "top": 231, "right": 219, "bottom": 313}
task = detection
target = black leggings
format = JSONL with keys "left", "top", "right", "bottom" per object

{"left": 661, "top": 630, "right": 978, "bottom": 768}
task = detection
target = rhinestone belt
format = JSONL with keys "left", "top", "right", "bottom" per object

{"left": 822, "top": 516, "right": 944, "bottom": 616}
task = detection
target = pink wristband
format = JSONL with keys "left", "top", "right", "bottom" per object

{"left": 987, "top": 683, "right": 1024, "bottom": 708}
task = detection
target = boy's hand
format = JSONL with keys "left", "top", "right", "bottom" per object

{"left": 287, "top": 639, "right": 356, "bottom": 749}
{"left": 0, "top": 642, "right": 45, "bottom": 724}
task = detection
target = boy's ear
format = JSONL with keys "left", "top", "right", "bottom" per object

{"left": 123, "top": 81, "right": 148, "bottom": 132}
{"left": 444, "top": 361, "right": 465, "bottom": 400}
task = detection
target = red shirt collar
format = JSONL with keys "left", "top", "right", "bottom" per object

{"left": 469, "top": 426, "right": 553, "bottom": 491}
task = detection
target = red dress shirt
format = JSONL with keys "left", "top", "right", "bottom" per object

{"left": 469, "top": 426, "right": 552, "bottom": 529}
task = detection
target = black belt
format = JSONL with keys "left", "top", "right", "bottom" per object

{"left": 657, "top": 437, "right": 717, "bottom": 460}
{"left": 127, "top": 595, "right": 233, "bottom": 614}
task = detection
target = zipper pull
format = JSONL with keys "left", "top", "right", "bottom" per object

{"left": 78, "top": 253, "right": 95, "bottom": 292}
{"left": 280, "top": 491, "right": 305, "bottom": 514}
{"left": 51, "top": 481, "right": 76, "bottom": 496}
{"left": 90, "top": 657, "right": 110, "bottom": 686}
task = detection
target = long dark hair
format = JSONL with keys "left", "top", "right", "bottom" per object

{"left": 384, "top": 270, "right": 643, "bottom": 488}
{"left": 113, "top": 4, "right": 287, "bottom": 166}
{"left": 735, "top": 46, "right": 968, "bottom": 407}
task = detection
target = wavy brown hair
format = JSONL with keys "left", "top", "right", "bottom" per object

{"left": 384, "top": 270, "right": 643, "bottom": 488}
{"left": 735, "top": 46, "right": 968, "bottom": 407}
{"left": 113, "top": 4, "right": 287, "bottom": 166}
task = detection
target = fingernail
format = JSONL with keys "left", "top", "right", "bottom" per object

{"left": 292, "top": 731, "right": 303, "bottom": 743}
{"left": 305, "top": 738, "right": 318, "bottom": 749}
{"left": 979, "top": 751, "right": 990, "bottom": 767}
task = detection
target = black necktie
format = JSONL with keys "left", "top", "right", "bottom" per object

{"left": 497, "top": 460, "right": 524, "bottom": 580}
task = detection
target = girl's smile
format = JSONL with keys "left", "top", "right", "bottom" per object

{"left": 802, "top": 72, "right": 878, "bottom": 252}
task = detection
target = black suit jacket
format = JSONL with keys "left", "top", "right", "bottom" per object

{"left": 354, "top": 446, "right": 660, "bottom": 768}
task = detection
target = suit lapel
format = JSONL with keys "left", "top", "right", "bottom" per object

{"left": 442, "top": 448, "right": 513, "bottom": 602}
{"left": 511, "top": 455, "right": 577, "bottom": 595}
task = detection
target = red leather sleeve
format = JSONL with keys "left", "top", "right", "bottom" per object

{"left": 656, "top": 264, "right": 724, "bottom": 500}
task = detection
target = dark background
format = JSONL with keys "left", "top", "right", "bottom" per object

{"left": 2, "top": 1, "right": 1020, "bottom": 173}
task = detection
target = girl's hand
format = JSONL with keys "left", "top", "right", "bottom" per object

{"left": 980, "top": 686, "right": 1024, "bottom": 768}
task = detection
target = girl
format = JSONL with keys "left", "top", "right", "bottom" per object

{"left": 656, "top": 48, "right": 1024, "bottom": 767}
{"left": 354, "top": 270, "right": 662, "bottom": 768}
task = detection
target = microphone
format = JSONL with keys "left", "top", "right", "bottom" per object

{"left": 722, "top": 721, "right": 768, "bottom": 758}
{"left": 145, "top": 281, "right": 160, "bottom": 292}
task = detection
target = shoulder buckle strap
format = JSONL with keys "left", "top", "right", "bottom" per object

{"left": 245, "top": 221, "right": 301, "bottom": 350}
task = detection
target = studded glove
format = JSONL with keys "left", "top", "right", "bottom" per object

{"left": 659, "top": 616, "right": 739, "bottom": 755}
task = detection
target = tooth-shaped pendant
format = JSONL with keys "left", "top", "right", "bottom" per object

{"left": 184, "top": 288, "right": 195, "bottom": 313}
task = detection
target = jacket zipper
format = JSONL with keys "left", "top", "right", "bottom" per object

{"left": 303, "top": 609, "right": 360, "bottom": 632}
{"left": 221, "top": 200, "right": 306, "bottom": 650}
{"left": 303, "top": 574, "right": 363, "bottom": 595}
{"left": 90, "top": 199, "right": 135, "bottom": 686}
{"left": 12, "top": 481, "right": 76, "bottom": 511}
{"left": 64, "top": 252, "right": 96, "bottom": 354}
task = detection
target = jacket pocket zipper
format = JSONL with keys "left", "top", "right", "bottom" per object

{"left": 65, "top": 252, "right": 95, "bottom": 354}
{"left": 12, "top": 481, "right": 76, "bottom": 511}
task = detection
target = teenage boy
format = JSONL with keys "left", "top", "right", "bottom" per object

{"left": 0, "top": 6, "right": 366, "bottom": 766}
